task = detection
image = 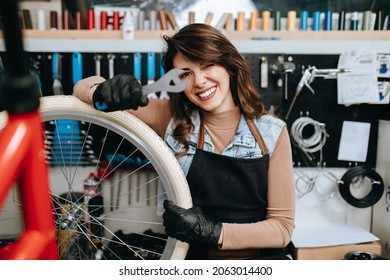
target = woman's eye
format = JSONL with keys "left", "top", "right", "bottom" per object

{"left": 179, "top": 71, "right": 191, "bottom": 79}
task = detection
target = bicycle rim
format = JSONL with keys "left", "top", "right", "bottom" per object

{"left": 0, "top": 95, "right": 192, "bottom": 260}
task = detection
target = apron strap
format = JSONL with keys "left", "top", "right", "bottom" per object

{"left": 197, "top": 115, "right": 269, "bottom": 155}
{"left": 197, "top": 120, "right": 205, "bottom": 149}
{"left": 244, "top": 115, "right": 269, "bottom": 155}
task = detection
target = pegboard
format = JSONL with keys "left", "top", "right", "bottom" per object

{"left": 243, "top": 53, "right": 285, "bottom": 113}
{"left": 244, "top": 53, "right": 390, "bottom": 168}
{"left": 0, "top": 51, "right": 167, "bottom": 97}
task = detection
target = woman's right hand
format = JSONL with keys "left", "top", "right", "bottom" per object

{"left": 93, "top": 74, "right": 149, "bottom": 112}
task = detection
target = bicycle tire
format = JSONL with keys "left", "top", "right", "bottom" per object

{"left": 0, "top": 95, "right": 192, "bottom": 260}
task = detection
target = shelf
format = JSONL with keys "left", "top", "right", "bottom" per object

{"left": 9, "top": 30, "right": 390, "bottom": 40}
{"left": 21, "top": 30, "right": 173, "bottom": 39}
{"left": 0, "top": 30, "right": 389, "bottom": 54}
{"left": 228, "top": 30, "right": 390, "bottom": 41}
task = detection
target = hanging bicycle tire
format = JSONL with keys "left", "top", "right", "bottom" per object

{"left": 0, "top": 95, "right": 192, "bottom": 260}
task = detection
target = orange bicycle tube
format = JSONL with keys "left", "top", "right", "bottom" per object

{"left": 0, "top": 112, "right": 58, "bottom": 260}
{"left": 0, "top": 0, "right": 58, "bottom": 260}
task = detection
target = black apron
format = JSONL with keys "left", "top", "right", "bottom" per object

{"left": 185, "top": 116, "right": 287, "bottom": 260}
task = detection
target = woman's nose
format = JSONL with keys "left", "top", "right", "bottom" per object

{"left": 193, "top": 72, "right": 207, "bottom": 87}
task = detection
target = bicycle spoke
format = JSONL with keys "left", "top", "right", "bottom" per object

{"left": 46, "top": 121, "right": 168, "bottom": 260}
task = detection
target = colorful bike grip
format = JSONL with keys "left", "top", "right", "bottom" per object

{"left": 72, "top": 52, "right": 83, "bottom": 84}
{"left": 94, "top": 101, "right": 108, "bottom": 110}
{"left": 160, "top": 53, "right": 165, "bottom": 76}
{"left": 147, "top": 52, "right": 156, "bottom": 80}
{"left": 52, "top": 52, "right": 60, "bottom": 78}
{"left": 133, "top": 52, "right": 142, "bottom": 81}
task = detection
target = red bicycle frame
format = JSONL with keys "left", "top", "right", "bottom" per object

{"left": 0, "top": 0, "right": 58, "bottom": 259}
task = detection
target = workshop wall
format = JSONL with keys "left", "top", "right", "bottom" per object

{"left": 7, "top": 51, "right": 387, "bottom": 169}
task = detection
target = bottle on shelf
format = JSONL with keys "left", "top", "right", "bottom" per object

{"left": 122, "top": 11, "right": 134, "bottom": 40}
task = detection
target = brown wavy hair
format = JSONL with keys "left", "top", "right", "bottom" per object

{"left": 162, "top": 23, "right": 266, "bottom": 155}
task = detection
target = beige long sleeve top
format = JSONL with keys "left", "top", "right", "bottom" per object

{"left": 74, "top": 76, "right": 295, "bottom": 250}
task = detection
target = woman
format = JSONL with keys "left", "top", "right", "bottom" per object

{"left": 74, "top": 23, "right": 295, "bottom": 260}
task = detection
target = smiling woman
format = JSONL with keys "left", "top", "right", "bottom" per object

{"left": 73, "top": 23, "right": 295, "bottom": 260}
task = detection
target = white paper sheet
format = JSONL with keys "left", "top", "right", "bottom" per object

{"left": 337, "top": 50, "right": 379, "bottom": 106}
{"left": 292, "top": 223, "right": 379, "bottom": 248}
{"left": 371, "top": 81, "right": 390, "bottom": 104}
{"left": 337, "top": 121, "right": 371, "bottom": 162}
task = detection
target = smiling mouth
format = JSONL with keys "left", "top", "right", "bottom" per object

{"left": 197, "top": 86, "right": 216, "bottom": 99}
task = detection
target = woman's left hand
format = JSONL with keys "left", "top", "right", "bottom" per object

{"left": 163, "top": 200, "right": 222, "bottom": 245}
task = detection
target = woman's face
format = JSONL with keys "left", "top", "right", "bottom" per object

{"left": 173, "top": 53, "right": 235, "bottom": 114}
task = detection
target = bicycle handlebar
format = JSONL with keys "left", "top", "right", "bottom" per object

{"left": 0, "top": 0, "right": 29, "bottom": 77}
{"left": 0, "top": 0, "right": 40, "bottom": 113}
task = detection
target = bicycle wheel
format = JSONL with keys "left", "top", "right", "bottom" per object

{"left": 0, "top": 95, "right": 192, "bottom": 260}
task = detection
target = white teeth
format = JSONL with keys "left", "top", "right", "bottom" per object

{"left": 198, "top": 87, "right": 216, "bottom": 98}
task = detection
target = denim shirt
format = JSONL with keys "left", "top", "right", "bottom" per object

{"left": 164, "top": 110, "right": 286, "bottom": 176}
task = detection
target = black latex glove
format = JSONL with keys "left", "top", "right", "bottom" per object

{"left": 93, "top": 74, "right": 149, "bottom": 112}
{"left": 163, "top": 200, "right": 222, "bottom": 245}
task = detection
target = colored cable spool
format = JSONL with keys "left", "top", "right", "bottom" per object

{"left": 312, "top": 11, "right": 321, "bottom": 31}
{"left": 75, "top": 11, "right": 82, "bottom": 29}
{"left": 324, "top": 11, "right": 333, "bottom": 30}
{"left": 338, "top": 165, "right": 384, "bottom": 208}
{"left": 87, "top": 9, "right": 95, "bottom": 30}
{"left": 338, "top": 11, "right": 346, "bottom": 30}
{"left": 100, "top": 11, "right": 108, "bottom": 30}
{"left": 261, "top": 11, "right": 270, "bottom": 31}
{"left": 273, "top": 11, "right": 281, "bottom": 30}
{"left": 112, "top": 11, "right": 120, "bottom": 30}
{"left": 300, "top": 10, "right": 308, "bottom": 31}
{"left": 62, "top": 10, "right": 70, "bottom": 30}
{"left": 50, "top": 10, "right": 58, "bottom": 29}
{"left": 287, "top": 11, "right": 296, "bottom": 31}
